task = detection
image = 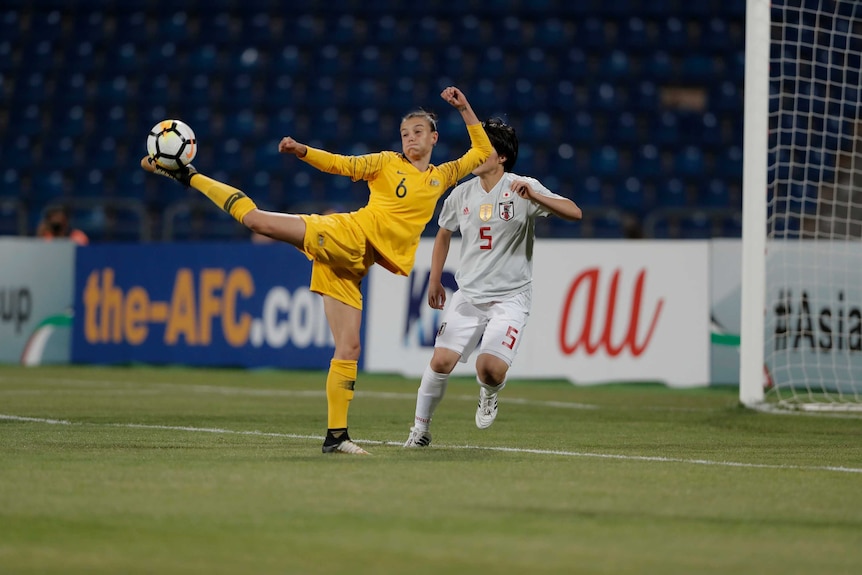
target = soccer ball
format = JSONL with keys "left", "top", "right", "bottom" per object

{"left": 147, "top": 119, "right": 197, "bottom": 170}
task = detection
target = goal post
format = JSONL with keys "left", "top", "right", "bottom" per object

{"left": 739, "top": 0, "right": 770, "bottom": 407}
{"left": 740, "top": 0, "right": 862, "bottom": 411}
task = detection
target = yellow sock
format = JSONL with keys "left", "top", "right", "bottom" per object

{"left": 190, "top": 174, "right": 257, "bottom": 223}
{"left": 326, "top": 359, "right": 357, "bottom": 429}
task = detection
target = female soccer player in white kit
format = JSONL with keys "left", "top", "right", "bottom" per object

{"left": 405, "top": 118, "right": 582, "bottom": 447}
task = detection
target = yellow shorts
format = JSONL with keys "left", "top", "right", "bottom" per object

{"left": 300, "top": 212, "right": 376, "bottom": 310}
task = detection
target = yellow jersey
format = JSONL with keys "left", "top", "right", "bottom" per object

{"left": 300, "top": 123, "right": 492, "bottom": 275}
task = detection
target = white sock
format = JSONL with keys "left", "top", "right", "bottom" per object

{"left": 414, "top": 366, "right": 449, "bottom": 431}
{"left": 477, "top": 375, "right": 507, "bottom": 395}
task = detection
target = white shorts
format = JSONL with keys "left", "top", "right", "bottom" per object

{"left": 434, "top": 289, "right": 532, "bottom": 366}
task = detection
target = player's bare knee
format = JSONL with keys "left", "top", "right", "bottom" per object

{"left": 476, "top": 356, "right": 508, "bottom": 387}
{"left": 429, "top": 356, "right": 456, "bottom": 374}
{"left": 333, "top": 340, "right": 361, "bottom": 361}
{"left": 243, "top": 210, "right": 266, "bottom": 234}
{"left": 429, "top": 349, "right": 459, "bottom": 374}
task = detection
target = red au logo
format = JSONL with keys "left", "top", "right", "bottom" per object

{"left": 559, "top": 267, "right": 664, "bottom": 357}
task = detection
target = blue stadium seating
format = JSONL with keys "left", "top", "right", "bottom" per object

{"left": 2, "top": 0, "right": 759, "bottom": 240}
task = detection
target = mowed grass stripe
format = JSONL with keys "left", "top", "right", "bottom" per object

{"left": 3, "top": 413, "right": 861, "bottom": 475}
{"left": 0, "top": 374, "right": 601, "bottom": 410}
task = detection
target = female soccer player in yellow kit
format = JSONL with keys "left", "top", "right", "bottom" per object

{"left": 141, "top": 86, "right": 492, "bottom": 454}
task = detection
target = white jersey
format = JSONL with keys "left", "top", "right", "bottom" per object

{"left": 438, "top": 172, "right": 565, "bottom": 304}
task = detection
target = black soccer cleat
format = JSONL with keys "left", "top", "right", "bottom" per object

{"left": 140, "top": 156, "right": 197, "bottom": 187}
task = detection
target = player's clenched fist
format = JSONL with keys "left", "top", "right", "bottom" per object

{"left": 278, "top": 137, "right": 307, "bottom": 157}
{"left": 440, "top": 86, "right": 468, "bottom": 110}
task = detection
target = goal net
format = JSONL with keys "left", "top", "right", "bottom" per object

{"left": 741, "top": 0, "right": 862, "bottom": 412}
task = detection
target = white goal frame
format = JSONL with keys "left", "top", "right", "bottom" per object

{"left": 739, "top": 0, "right": 770, "bottom": 408}
{"left": 740, "top": 0, "right": 862, "bottom": 412}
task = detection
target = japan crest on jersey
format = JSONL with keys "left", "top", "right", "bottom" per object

{"left": 499, "top": 201, "right": 514, "bottom": 221}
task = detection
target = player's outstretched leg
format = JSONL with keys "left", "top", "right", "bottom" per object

{"left": 140, "top": 156, "right": 257, "bottom": 224}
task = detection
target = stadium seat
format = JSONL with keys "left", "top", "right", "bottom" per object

{"left": 534, "top": 17, "right": 570, "bottom": 48}
{"left": 633, "top": 144, "right": 663, "bottom": 178}
{"left": 715, "top": 146, "right": 743, "bottom": 179}
{"left": 718, "top": 211, "right": 743, "bottom": 237}
{"left": 658, "top": 178, "right": 690, "bottom": 208}
{"left": 517, "top": 47, "right": 555, "bottom": 81}
{"left": 661, "top": 17, "right": 689, "bottom": 51}
{"left": 331, "top": 14, "right": 366, "bottom": 45}
{"left": 521, "top": 112, "right": 554, "bottom": 141}
{"left": 0, "top": 168, "right": 26, "bottom": 204}
{"left": 0, "top": 198, "right": 28, "bottom": 236}
{"left": 546, "top": 216, "right": 582, "bottom": 238}
{"left": 590, "top": 82, "right": 625, "bottom": 111}
{"left": 550, "top": 80, "right": 578, "bottom": 114}
{"left": 703, "top": 17, "right": 734, "bottom": 52}
{"left": 8, "top": 104, "right": 43, "bottom": 137}
{"left": 31, "top": 170, "right": 68, "bottom": 203}
{"left": 650, "top": 112, "right": 680, "bottom": 146}
{"left": 578, "top": 16, "right": 607, "bottom": 49}
{"left": 452, "top": 15, "right": 489, "bottom": 48}
{"left": 0, "top": 40, "right": 13, "bottom": 74}
{"left": 598, "top": 50, "right": 630, "bottom": 79}
{"left": 631, "top": 81, "right": 659, "bottom": 112}
{"left": 712, "top": 81, "right": 742, "bottom": 112}
{"left": 590, "top": 146, "right": 620, "bottom": 177}
{"left": 186, "top": 44, "right": 221, "bottom": 73}
{"left": 0, "top": 10, "right": 21, "bottom": 43}
{"left": 616, "top": 177, "right": 652, "bottom": 215}
{"left": 702, "top": 179, "right": 732, "bottom": 208}
{"left": 56, "top": 72, "right": 90, "bottom": 105}
{"left": 589, "top": 211, "right": 625, "bottom": 238}
{"left": 561, "top": 47, "right": 588, "bottom": 81}
{"left": 680, "top": 212, "right": 713, "bottom": 239}
{"left": 620, "top": 17, "right": 650, "bottom": 50}
{"left": 92, "top": 75, "right": 133, "bottom": 105}
{"left": 611, "top": 112, "right": 639, "bottom": 145}
{"left": 41, "top": 137, "right": 77, "bottom": 171}
{"left": 13, "top": 72, "right": 50, "bottom": 104}
{"left": 644, "top": 50, "right": 673, "bottom": 82}
{"left": 680, "top": 54, "right": 719, "bottom": 82}
{"left": 574, "top": 176, "right": 605, "bottom": 208}
{"left": 674, "top": 146, "right": 705, "bottom": 179}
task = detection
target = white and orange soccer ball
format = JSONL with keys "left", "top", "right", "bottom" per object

{"left": 146, "top": 119, "right": 197, "bottom": 170}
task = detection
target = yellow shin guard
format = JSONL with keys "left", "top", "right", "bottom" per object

{"left": 326, "top": 359, "right": 357, "bottom": 430}
{"left": 191, "top": 174, "right": 257, "bottom": 223}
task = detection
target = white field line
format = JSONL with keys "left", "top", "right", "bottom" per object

{"left": 2, "top": 413, "right": 861, "bottom": 475}
{"left": 0, "top": 376, "right": 599, "bottom": 410}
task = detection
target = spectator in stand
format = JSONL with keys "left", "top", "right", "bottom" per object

{"left": 36, "top": 204, "right": 89, "bottom": 246}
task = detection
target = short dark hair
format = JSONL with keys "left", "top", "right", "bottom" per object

{"left": 401, "top": 109, "right": 438, "bottom": 132}
{"left": 483, "top": 117, "right": 518, "bottom": 172}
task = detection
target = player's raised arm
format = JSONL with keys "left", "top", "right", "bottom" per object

{"left": 441, "top": 86, "right": 481, "bottom": 127}
{"left": 278, "top": 136, "right": 308, "bottom": 158}
{"left": 435, "top": 87, "right": 493, "bottom": 187}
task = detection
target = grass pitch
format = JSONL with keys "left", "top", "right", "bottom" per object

{"left": 1, "top": 365, "right": 861, "bottom": 574}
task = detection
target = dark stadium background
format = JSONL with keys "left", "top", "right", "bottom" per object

{"left": 0, "top": 0, "right": 747, "bottom": 242}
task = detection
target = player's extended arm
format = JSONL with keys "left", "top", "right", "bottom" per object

{"left": 441, "top": 86, "right": 481, "bottom": 127}
{"left": 278, "top": 137, "right": 308, "bottom": 158}
{"left": 436, "top": 87, "right": 493, "bottom": 186}
{"left": 514, "top": 181, "right": 583, "bottom": 221}
{"left": 427, "top": 227, "right": 453, "bottom": 310}
{"left": 279, "top": 135, "right": 385, "bottom": 181}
